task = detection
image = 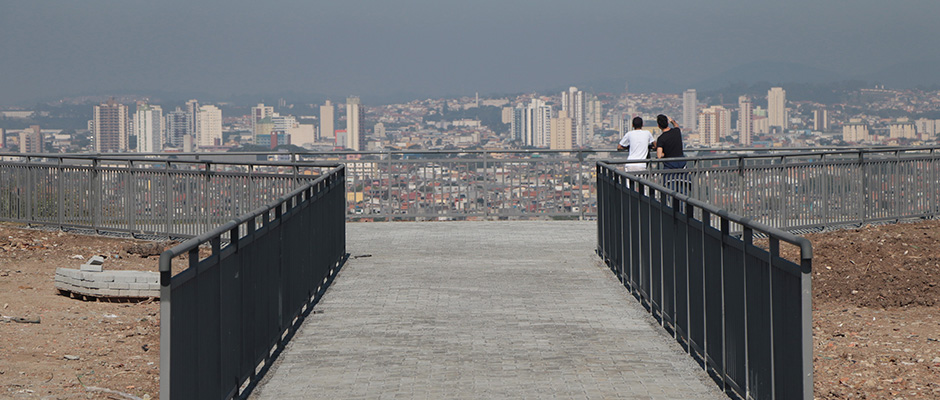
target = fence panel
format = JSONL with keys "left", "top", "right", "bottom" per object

{"left": 160, "top": 166, "right": 346, "bottom": 400}
{"left": 597, "top": 161, "right": 813, "bottom": 400}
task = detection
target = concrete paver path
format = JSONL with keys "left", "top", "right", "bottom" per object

{"left": 252, "top": 221, "right": 725, "bottom": 399}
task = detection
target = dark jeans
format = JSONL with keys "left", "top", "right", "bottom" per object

{"left": 663, "top": 161, "right": 689, "bottom": 195}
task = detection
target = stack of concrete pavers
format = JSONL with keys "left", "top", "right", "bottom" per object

{"left": 55, "top": 256, "right": 160, "bottom": 300}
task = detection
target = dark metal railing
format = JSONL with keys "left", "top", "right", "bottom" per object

{"left": 597, "top": 161, "right": 813, "bottom": 400}
{"left": 158, "top": 165, "right": 346, "bottom": 400}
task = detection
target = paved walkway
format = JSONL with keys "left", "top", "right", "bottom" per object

{"left": 252, "top": 221, "right": 724, "bottom": 399}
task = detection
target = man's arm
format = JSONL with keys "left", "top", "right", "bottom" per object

{"left": 617, "top": 144, "right": 628, "bottom": 152}
{"left": 657, "top": 146, "right": 664, "bottom": 158}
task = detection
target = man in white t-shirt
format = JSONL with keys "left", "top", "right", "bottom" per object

{"left": 617, "top": 117, "right": 655, "bottom": 171}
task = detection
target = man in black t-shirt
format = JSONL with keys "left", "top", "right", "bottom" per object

{"left": 655, "top": 114, "right": 685, "bottom": 169}
{"left": 655, "top": 114, "right": 689, "bottom": 193}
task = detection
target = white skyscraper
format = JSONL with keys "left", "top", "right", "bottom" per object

{"left": 195, "top": 105, "right": 222, "bottom": 148}
{"left": 683, "top": 89, "right": 697, "bottom": 134}
{"left": 738, "top": 96, "right": 753, "bottom": 147}
{"left": 320, "top": 100, "right": 335, "bottom": 139}
{"left": 561, "top": 87, "right": 586, "bottom": 146}
{"left": 768, "top": 87, "right": 787, "bottom": 130}
{"left": 523, "top": 99, "right": 551, "bottom": 147}
{"left": 346, "top": 96, "right": 363, "bottom": 151}
{"left": 134, "top": 103, "right": 163, "bottom": 153}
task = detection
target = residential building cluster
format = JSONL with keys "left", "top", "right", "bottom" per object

{"left": 2, "top": 85, "right": 940, "bottom": 154}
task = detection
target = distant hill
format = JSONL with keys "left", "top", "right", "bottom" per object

{"left": 856, "top": 57, "right": 940, "bottom": 88}
{"left": 692, "top": 60, "right": 843, "bottom": 91}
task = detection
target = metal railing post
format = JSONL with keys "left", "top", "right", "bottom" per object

{"left": 93, "top": 158, "right": 100, "bottom": 233}
{"left": 25, "top": 156, "right": 32, "bottom": 224}
{"left": 127, "top": 161, "right": 135, "bottom": 235}
{"left": 578, "top": 150, "right": 585, "bottom": 220}
{"left": 483, "top": 150, "right": 489, "bottom": 218}
{"left": 165, "top": 161, "right": 171, "bottom": 237}
{"left": 57, "top": 157, "right": 64, "bottom": 229}
{"left": 385, "top": 151, "right": 392, "bottom": 218}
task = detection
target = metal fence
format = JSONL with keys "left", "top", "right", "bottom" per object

{"left": 622, "top": 146, "right": 940, "bottom": 232}
{"left": 597, "top": 162, "right": 813, "bottom": 400}
{"left": 0, "top": 155, "right": 334, "bottom": 237}
{"left": 158, "top": 165, "right": 346, "bottom": 400}
{"left": 5, "top": 146, "right": 918, "bottom": 225}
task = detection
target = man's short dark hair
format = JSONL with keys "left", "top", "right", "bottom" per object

{"left": 632, "top": 117, "right": 643, "bottom": 129}
{"left": 657, "top": 114, "right": 669, "bottom": 129}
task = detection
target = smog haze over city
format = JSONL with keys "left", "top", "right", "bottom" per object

{"left": 3, "top": 0, "right": 940, "bottom": 106}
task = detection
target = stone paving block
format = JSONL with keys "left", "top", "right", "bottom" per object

{"left": 111, "top": 282, "right": 130, "bottom": 290}
{"left": 251, "top": 222, "right": 724, "bottom": 400}
{"left": 87, "top": 255, "right": 105, "bottom": 265}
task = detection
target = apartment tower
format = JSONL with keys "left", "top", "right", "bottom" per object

{"left": 346, "top": 96, "right": 364, "bottom": 151}
{"left": 320, "top": 100, "right": 335, "bottom": 140}
{"left": 768, "top": 87, "right": 787, "bottom": 130}
{"left": 94, "top": 99, "right": 129, "bottom": 152}
{"left": 134, "top": 103, "right": 164, "bottom": 153}
{"left": 738, "top": 96, "right": 753, "bottom": 146}
{"left": 683, "top": 89, "right": 697, "bottom": 135}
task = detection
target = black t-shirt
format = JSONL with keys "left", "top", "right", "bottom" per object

{"left": 657, "top": 128, "right": 684, "bottom": 158}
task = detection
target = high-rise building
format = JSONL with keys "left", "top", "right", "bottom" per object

{"left": 185, "top": 99, "right": 200, "bottom": 137}
{"left": 768, "top": 87, "right": 787, "bottom": 130}
{"left": 94, "top": 99, "right": 129, "bottom": 152}
{"left": 19, "top": 125, "right": 43, "bottom": 153}
{"left": 319, "top": 100, "right": 335, "bottom": 139}
{"left": 587, "top": 98, "right": 603, "bottom": 130}
{"left": 165, "top": 107, "right": 191, "bottom": 148}
{"left": 683, "top": 89, "right": 697, "bottom": 135}
{"left": 843, "top": 119, "right": 869, "bottom": 142}
{"left": 374, "top": 122, "right": 386, "bottom": 138}
{"left": 510, "top": 106, "right": 525, "bottom": 142}
{"left": 523, "top": 99, "right": 551, "bottom": 147}
{"left": 561, "top": 87, "right": 586, "bottom": 146}
{"left": 195, "top": 105, "right": 222, "bottom": 148}
{"left": 813, "top": 109, "right": 829, "bottom": 132}
{"left": 889, "top": 118, "right": 916, "bottom": 139}
{"left": 134, "top": 103, "right": 163, "bottom": 153}
{"left": 501, "top": 107, "right": 514, "bottom": 125}
{"left": 549, "top": 110, "right": 575, "bottom": 150}
{"left": 915, "top": 118, "right": 939, "bottom": 140}
{"left": 738, "top": 96, "right": 753, "bottom": 147}
{"left": 346, "top": 96, "right": 364, "bottom": 151}
{"left": 251, "top": 103, "right": 274, "bottom": 143}
{"left": 698, "top": 106, "right": 731, "bottom": 146}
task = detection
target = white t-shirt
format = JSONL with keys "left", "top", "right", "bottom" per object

{"left": 618, "top": 129, "right": 655, "bottom": 170}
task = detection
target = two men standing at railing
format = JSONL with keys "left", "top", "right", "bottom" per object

{"left": 616, "top": 114, "right": 689, "bottom": 194}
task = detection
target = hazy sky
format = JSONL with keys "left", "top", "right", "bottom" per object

{"left": 2, "top": 0, "right": 939, "bottom": 105}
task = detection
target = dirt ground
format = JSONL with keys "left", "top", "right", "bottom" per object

{"left": 0, "top": 224, "right": 163, "bottom": 400}
{"left": 798, "top": 219, "right": 940, "bottom": 399}
{"left": 2, "top": 220, "right": 940, "bottom": 399}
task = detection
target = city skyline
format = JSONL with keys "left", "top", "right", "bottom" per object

{"left": 3, "top": 1, "right": 940, "bottom": 106}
